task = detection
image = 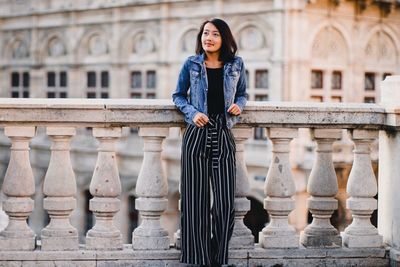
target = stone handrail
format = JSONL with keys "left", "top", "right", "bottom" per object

{"left": 0, "top": 76, "right": 399, "bottom": 266}
{"left": 0, "top": 98, "right": 388, "bottom": 128}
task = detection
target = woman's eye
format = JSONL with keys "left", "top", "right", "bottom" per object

{"left": 213, "top": 33, "right": 219, "bottom": 37}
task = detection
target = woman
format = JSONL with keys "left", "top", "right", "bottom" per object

{"left": 172, "top": 18, "right": 247, "bottom": 267}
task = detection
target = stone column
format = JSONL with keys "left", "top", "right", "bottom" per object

{"left": 259, "top": 128, "right": 298, "bottom": 248}
{"left": 0, "top": 69, "right": 10, "bottom": 97}
{"left": 41, "top": 127, "right": 78, "bottom": 251}
{"left": 343, "top": 129, "right": 382, "bottom": 247}
{"left": 86, "top": 127, "right": 123, "bottom": 250}
{"left": 230, "top": 128, "right": 254, "bottom": 249}
{"left": 68, "top": 66, "right": 84, "bottom": 98}
{"left": 29, "top": 69, "right": 45, "bottom": 98}
{"left": 300, "top": 128, "right": 342, "bottom": 248}
{"left": 379, "top": 75, "right": 400, "bottom": 261}
{"left": 0, "top": 126, "right": 36, "bottom": 250}
{"left": 132, "top": 127, "right": 170, "bottom": 250}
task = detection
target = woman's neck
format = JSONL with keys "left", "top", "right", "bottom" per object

{"left": 204, "top": 52, "right": 222, "bottom": 68}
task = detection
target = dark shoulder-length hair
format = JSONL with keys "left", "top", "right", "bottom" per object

{"left": 195, "top": 18, "right": 237, "bottom": 62}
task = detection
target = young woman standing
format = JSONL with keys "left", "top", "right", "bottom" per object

{"left": 172, "top": 18, "right": 247, "bottom": 267}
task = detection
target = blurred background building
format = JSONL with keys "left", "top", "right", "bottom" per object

{"left": 0, "top": 0, "right": 399, "bottom": 243}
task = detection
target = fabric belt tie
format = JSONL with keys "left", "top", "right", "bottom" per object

{"left": 206, "top": 114, "right": 224, "bottom": 169}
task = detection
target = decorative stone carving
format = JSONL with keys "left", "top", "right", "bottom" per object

{"left": 86, "top": 127, "right": 123, "bottom": 250}
{"left": 88, "top": 34, "right": 108, "bottom": 55}
{"left": 12, "top": 39, "right": 29, "bottom": 59}
{"left": 311, "top": 26, "right": 347, "bottom": 64}
{"left": 181, "top": 29, "right": 197, "bottom": 52}
{"left": 48, "top": 37, "right": 66, "bottom": 57}
{"left": 365, "top": 31, "right": 396, "bottom": 67}
{"left": 132, "top": 32, "right": 155, "bottom": 54}
{"left": 0, "top": 126, "right": 36, "bottom": 251}
{"left": 343, "top": 129, "right": 383, "bottom": 248}
{"left": 259, "top": 128, "right": 299, "bottom": 248}
{"left": 238, "top": 26, "right": 265, "bottom": 51}
{"left": 41, "top": 127, "right": 78, "bottom": 251}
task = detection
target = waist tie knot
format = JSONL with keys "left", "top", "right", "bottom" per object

{"left": 206, "top": 114, "right": 224, "bottom": 169}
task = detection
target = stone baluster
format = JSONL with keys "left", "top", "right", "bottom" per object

{"left": 230, "top": 128, "right": 254, "bottom": 249}
{"left": 132, "top": 127, "right": 170, "bottom": 250}
{"left": 86, "top": 127, "right": 123, "bottom": 250}
{"left": 174, "top": 179, "right": 181, "bottom": 250}
{"left": 0, "top": 126, "right": 36, "bottom": 250}
{"left": 343, "top": 129, "right": 382, "bottom": 247}
{"left": 259, "top": 128, "right": 299, "bottom": 248}
{"left": 300, "top": 128, "right": 342, "bottom": 247}
{"left": 174, "top": 203, "right": 181, "bottom": 249}
{"left": 174, "top": 128, "right": 184, "bottom": 250}
{"left": 41, "top": 127, "right": 78, "bottom": 251}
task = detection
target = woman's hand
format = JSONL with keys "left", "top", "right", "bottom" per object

{"left": 193, "top": 112, "right": 209, "bottom": 127}
{"left": 227, "top": 104, "right": 241, "bottom": 116}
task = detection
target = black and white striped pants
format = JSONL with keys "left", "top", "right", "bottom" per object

{"left": 180, "top": 114, "right": 236, "bottom": 266}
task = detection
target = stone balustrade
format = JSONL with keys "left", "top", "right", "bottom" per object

{"left": 0, "top": 76, "right": 399, "bottom": 266}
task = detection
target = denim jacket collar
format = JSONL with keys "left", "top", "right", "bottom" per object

{"left": 189, "top": 53, "right": 233, "bottom": 69}
{"left": 189, "top": 53, "right": 205, "bottom": 64}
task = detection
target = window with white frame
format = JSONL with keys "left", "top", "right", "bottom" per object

{"left": 310, "top": 70, "right": 344, "bottom": 102}
{"left": 364, "top": 97, "right": 375, "bottom": 103}
{"left": 364, "top": 72, "right": 375, "bottom": 91}
{"left": 130, "top": 70, "right": 157, "bottom": 99}
{"left": 11, "top": 71, "right": 29, "bottom": 98}
{"left": 331, "top": 71, "right": 342, "bottom": 90}
{"left": 311, "top": 70, "right": 323, "bottom": 89}
{"left": 255, "top": 69, "right": 268, "bottom": 89}
{"left": 246, "top": 68, "right": 269, "bottom": 101}
{"left": 86, "top": 70, "right": 109, "bottom": 98}
{"left": 47, "top": 71, "right": 68, "bottom": 98}
{"left": 248, "top": 69, "right": 269, "bottom": 140}
{"left": 254, "top": 94, "right": 268, "bottom": 140}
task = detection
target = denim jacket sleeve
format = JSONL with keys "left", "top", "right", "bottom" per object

{"left": 172, "top": 58, "right": 198, "bottom": 122}
{"left": 234, "top": 57, "right": 248, "bottom": 112}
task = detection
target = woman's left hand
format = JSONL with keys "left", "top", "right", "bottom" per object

{"left": 227, "top": 104, "right": 241, "bottom": 116}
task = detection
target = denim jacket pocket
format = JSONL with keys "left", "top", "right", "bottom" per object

{"left": 226, "top": 70, "right": 239, "bottom": 94}
{"left": 190, "top": 70, "right": 200, "bottom": 80}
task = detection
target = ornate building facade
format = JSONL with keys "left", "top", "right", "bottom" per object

{"left": 0, "top": 0, "right": 399, "bottom": 243}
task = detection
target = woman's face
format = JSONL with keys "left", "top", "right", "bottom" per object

{"left": 201, "top": 22, "right": 222, "bottom": 54}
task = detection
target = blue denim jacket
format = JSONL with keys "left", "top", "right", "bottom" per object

{"left": 172, "top": 53, "right": 247, "bottom": 129}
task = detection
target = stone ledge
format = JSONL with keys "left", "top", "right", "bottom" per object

{"left": 248, "top": 258, "right": 389, "bottom": 267}
{"left": 0, "top": 245, "right": 181, "bottom": 261}
{"left": 248, "top": 245, "right": 388, "bottom": 259}
{"left": 390, "top": 247, "right": 400, "bottom": 262}
{"left": 0, "top": 245, "right": 389, "bottom": 265}
{"left": 0, "top": 99, "right": 389, "bottom": 128}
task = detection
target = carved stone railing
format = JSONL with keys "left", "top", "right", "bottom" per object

{"left": 0, "top": 76, "right": 399, "bottom": 266}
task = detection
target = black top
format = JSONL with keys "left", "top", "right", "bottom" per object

{"left": 206, "top": 67, "right": 225, "bottom": 115}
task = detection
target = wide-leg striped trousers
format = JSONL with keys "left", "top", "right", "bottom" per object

{"left": 180, "top": 114, "right": 236, "bottom": 266}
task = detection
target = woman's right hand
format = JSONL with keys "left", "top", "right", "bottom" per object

{"left": 193, "top": 112, "right": 209, "bottom": 127}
